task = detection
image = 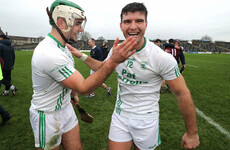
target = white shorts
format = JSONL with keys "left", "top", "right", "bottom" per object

{"left": 29, "top": 103, "right": 78, "bottom": 149}
{"left": 109, "top": 113, "right": 161, "bottom": 150}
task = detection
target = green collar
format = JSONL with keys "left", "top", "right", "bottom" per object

{"left": 48, "top": 33, "right": 65, "bottom": 48}
{"left": 136, "top": 37, "right": 146, "bottom": 52}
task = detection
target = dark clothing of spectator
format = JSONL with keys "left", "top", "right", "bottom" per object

{"left": 0, "top": 39, "right": 15, "bottom": 70}
{"left": 0, "top": 104, "right": 12, "bottom": 125}
{"left": 164, "top": 43, "right": 180, "bottom": 59}
{"left": 101, "top": 45, "right": 110, "bottom": 60}
{"left": 0, "top": 57, "right": 3, "bottom": 68}
{"left": 2, "top": 70, "right": 12, "bottom": 90}
{"left": 164, "top": 43, "right": 186, "bottom": 73}
{"left": 164, "top": 43, "right": 175, "bottom": 49}
{"left": 164, "top": 43, "right": 185, "bottom": 64}
{"left": 90, "top": 46, "right": 103, "bottom": 61}
{"left": 0, "top": 64, "right": 12, "bottom": 125}
{"left": 176, "top": 48, "right": 186, "bottom": 73}
{"left": 0, "top": 38, "right": 15, "bottom": 91}
{"left": 177, "top": 49, "right": 186, "bottom": 65}
{"left": 0, "top": 58, "right": 11, "bottom": 90}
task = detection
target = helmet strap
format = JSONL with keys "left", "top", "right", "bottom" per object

{"left": 46, "top": 7, "right": 70, "bottom": 44}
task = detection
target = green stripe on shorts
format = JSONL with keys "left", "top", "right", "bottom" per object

{"left": 38, "top": 110, "right": 46, "bottom": 149}
{"left": 158, "top": 121, "right": 161, "bottom": 146}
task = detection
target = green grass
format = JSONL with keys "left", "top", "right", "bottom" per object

{"left": 0, "top": 52, "right": 229, "bottom": 150}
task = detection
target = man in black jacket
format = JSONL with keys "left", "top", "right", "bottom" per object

{"left": 87, "top": 38, "right": 111, "bottom": 98}
{"left": 175, "top": 40, "right": 186, "bottom": 73}
{"left": 0, "top": 58, "right": 12, "bottom": 125}
{"left": 0, "top": 34, "right": 18, "bottom": 96}
{"left": 101, "top": 40, "right": 110, "bottom": 60}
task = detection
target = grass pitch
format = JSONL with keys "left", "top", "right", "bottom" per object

{"left": 0, "top": 51, "right": 229, "bottom": 150}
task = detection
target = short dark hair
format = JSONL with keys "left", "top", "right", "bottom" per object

{"left": 120, "top": 2, "right": 148, "bottom": 22}
{"left": 89, "top": 38, "right": 95, "bottom": 42}
{"left": 169, "top": 38, "right": 174, "bottom": 43}
{"left": 0, "top": 34, "right": 8, "bottom": 39}
{"left": 155, "top": 39, "right": 161, "bottom": 43}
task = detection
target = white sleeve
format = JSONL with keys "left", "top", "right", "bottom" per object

{"left": 159, "top": 53, "right": 180, "bottom": 80}
{"left": 43, "top": 54, "right": 75, "bottom": 82}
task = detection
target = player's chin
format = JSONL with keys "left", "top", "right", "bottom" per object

{"left": 131, "top": 36, "right": 141, "bottom": 45}
{"left": 70, "top": 36, "right": 78, "bottom": 42}
{"left": 71, "top": 33, "right": 78, "bottom": 40}
{"left": 126, "top": 36, "right": 138, "bottom": 42}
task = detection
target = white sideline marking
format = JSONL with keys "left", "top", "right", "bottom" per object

{"left": 187, "top": 64, "right": 199, "bottom": 68}
{"left": 196, "top": 108, "right": 230, "bottom": 140}
{"left": 80, "top": 50, "right": 90, "bottom": 52}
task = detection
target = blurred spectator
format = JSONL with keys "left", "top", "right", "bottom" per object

{"left": 0, "top": 104, "right": 12, "bottom": 125}
{"left": 154, "top": 39, "right": 162, "bottom": 47}
{"left": 161, "top": 39, "right": 186, "bottom": 93}
{"left": 101, "top": 40, "right": 110, "bottom": 60}
{"left": 87, "top": 38, "right": 111, "bottom": 98}
{"left": 175, "top": 39, "right": 186, "bottom": 73}
{"left": 0, "top": 60, "right": 12, "bottom": 125}
{"left": 0, "top": 34, "right": 18, "bottom": 96}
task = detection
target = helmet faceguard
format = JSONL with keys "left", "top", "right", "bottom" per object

{"left": 52, "top": 5, "right": 86, "bottom": 32}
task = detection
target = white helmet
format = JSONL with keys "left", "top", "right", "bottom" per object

{"left": 49, "top": 0, "right": 86, "bottom": 32}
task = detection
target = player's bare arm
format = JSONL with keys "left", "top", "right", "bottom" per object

{"left": 62, "top": 37, "right": 137, "bottom": 95}
{"left": 67, "top": 37, "right": 136, "bottom": 71}
{"left": 67, "top": 43, "right": 104, "bottom": 71}
{"left": 166, "top": 75, "right": 200, "bottom": 149}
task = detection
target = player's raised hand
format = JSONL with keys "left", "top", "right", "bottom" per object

{"left": 181, "top": 132, "right": 200, "bottom": 149}
{"left": 110, "top": 37, "right": 136, "bottom": 64}
{"left": 66, "top": 43, "right": 82, "bottom": 58}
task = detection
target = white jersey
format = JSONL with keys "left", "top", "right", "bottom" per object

{"left": 107, "top": 38, "right": 180, "bottom": 119}
{"left": 31, "top": 34, "right": 75, "bottom": 112}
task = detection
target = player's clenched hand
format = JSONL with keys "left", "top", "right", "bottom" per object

{"left": 181, "top": 132, "right": 200, "bottom": 149}
{"left": 71, "top": 92, "right": 80, "bottom": 106}
{"left": 66, "top": 43, "right": 82, "bottom": 58}
{"left": 110, "top": 37, "right": 136, "bottom": 64}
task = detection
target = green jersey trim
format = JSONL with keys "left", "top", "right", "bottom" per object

{"left": 55, "top": 87, "right": 68, "bottom": 111}
{"left": 174, "top": 67, "right": 181, "bottom": 77}
{"left": 136, "top": 37, "right": 147, "bottom": 52}
{"left": 38, "top": 110, "right": 46, "bottom": 149}
{"left": 116, "top": 83, "right": 122, "bottom": 115}
{"left": 58, "top": 66, "right": 73, "bottom": 79}
{"left": 149, "top": 120, "right": 161, "bottom": 149}
{"left": 48, "top": 33, "right": 65, "bottom": 48}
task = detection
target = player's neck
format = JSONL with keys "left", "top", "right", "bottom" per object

{"left": 50, "top": 30, "right": 66, "bottom": 47}
{"left": 135, "top": 37, "right": 145, "bottom": 51}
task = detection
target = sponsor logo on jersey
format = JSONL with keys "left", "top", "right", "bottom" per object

{"left": 140, "top": 61, "right": 147, "bottom": 70}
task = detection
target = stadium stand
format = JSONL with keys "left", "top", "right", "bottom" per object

{"left": 151, "top": 39, "right": 230, "bottom": 53}
{"left": 1, "top": 27, "right": 230, "bottom": 52}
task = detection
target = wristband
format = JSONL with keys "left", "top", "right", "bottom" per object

{"left": 80, "top": 53, "right": 88, "bottom": 61}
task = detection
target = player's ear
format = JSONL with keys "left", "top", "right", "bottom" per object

{"left": 57, "top": 18, "right": 67, "bottom": 30}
